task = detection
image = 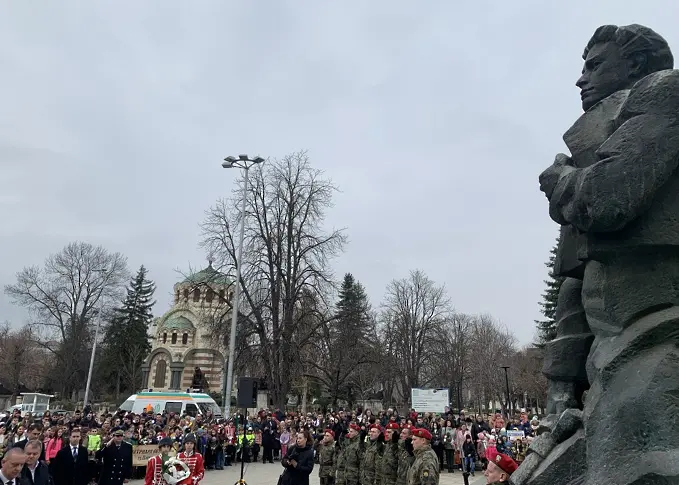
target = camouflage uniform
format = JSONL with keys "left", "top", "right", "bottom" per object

{"left": 360, "top": 439, "right": 383, "bottom": 485}
{"left": 342, "top": 435, "right": 362, "bottom": 485}
{"left": 396, "top": 440, "right": 415, "bottom": 485}
{"left": 406, "top": 445, "right": 439, "bottom": 485}
{"left": 335, "top": 445, "right": 347, "bottom": 485}
{"left": 318, "top": 441, "right": 336, "bottom": 485}
{"left": 380, "top": 438, "right": 399, "bottom": 485}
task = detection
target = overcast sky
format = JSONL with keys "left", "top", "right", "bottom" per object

{"left": 2, "top": 1, "right": 677, "bottom": 345}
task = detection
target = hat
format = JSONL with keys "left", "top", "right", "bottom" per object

{"left": 183, "top": 433, "right": 197, "bottom": 443}
{"left": 349, "top": 423, "right": 361, "bottom": 432}
{"left": 158, "top": 437, "right": 174, "bottom": 448}
{"left": 324, "top": 429, "right": 335, "bottom": 438}
{"left": 386, "top": 423, "right": 399, "bottom": 430}
{"left": 112, "top": 427, "right": 124, "bottom": 436}
{"left": 401, "top": 424, "right": 413, "bottom": 431}
{"left": 411, "top": 428, "right": 432, "bottom": 441}
{"left": 369, "top": 424, "right": 381, "bottom": 431}
{"left": 486, "top": 447, "right": 518, "bottom": 476}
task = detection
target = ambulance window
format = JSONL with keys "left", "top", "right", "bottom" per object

{"left": 165, "top": 402, "right": 182, "bottom": 414}
{"left": 185, "top": 403, "right": 198, "bottom": 417}
{"left": 119, "top": 400, "right": 134, "bottom": 412}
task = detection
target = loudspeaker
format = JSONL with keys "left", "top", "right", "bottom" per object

{"left": 237, "top": 377, "right": 258, "bottom": 408}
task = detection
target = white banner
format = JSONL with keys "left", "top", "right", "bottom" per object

{"left": 411, "top": 388, "right": 449, "bottom": 413}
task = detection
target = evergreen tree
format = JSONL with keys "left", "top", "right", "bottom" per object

{"left": 309, "top": 273, "right": 377, "bottom": 406}
{"left": 99, "top": 265, "right": 155, "bottom": 398}
{"left": 535, "top": 241, "right": 564, "bottom": 347}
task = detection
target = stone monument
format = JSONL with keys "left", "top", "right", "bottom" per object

{"left": 513, "top": 24, "right": 679, "bottom": 485}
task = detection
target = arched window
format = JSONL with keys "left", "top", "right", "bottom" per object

{"left": 183, "top": 289, "right": 189, "bottom": 300}
{"left": 228, "top": 291, "right": 234, "bottom": 302}
{"left": 206, "top": 288, "right": 214, "bottom": 303}
{"left": 175, "top": 290, "right": 180, "bottom": 303}
{"left": 193, "top": 288, "right": 200, "bottom": 302}
{"left": 182, "top": 333, "right": 188, "bottom": 345}
{"left": 162, "top": 333, "right": 167, "bottom": 344}
{"left": 171, "top": 333, "right": 177, "bottom": 344}
{"left": 154, "top": 360, "right": 167, "bottom": 388}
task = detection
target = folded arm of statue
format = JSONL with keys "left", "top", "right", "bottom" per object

{"left": 548, "top": 71, "right": 679, "bottom": 233}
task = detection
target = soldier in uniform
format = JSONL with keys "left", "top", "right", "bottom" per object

{"left": 145, "top": 438, "right": 174, "bottom": 485}
{"left": 380, "top": 422, "right": 400, "bottom": 485}
{"left": 177, "top": 434, "right": 204, "bottom": 485}
{"left": 483, "top": 448, "right": 517, "bottom": 484}
{"left": 360, "top": 424, "right": 383, "bottom": 485}
{"left": 334, "top": 434, "right": 346, "bottom": 485}
{"left": 341, "top": 424, "right": 362, "bottom": 485}
{"left": 96, "top": 427, "right": 133, "bottom": 485}
{"left": 317, "top": 429, "right": 336, "bottom": 485}
{"left": 406, "top": 428, "right": 439, "bottom": 485}
{"left": 396, "top": 425, "right": 414, "bottom": 485}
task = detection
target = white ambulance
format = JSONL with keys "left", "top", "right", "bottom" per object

{"left": 118, "top": 391, "right": 222, "bottom": 417}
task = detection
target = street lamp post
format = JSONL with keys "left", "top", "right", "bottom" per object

{"left": 83, "top": 268, "right": 109, "bottom": 408}
{"left": 501, "top": 365, "right": 511, "bottom": 418}
{"left": 221, "top": 154, "right": 265, "bottom": 417}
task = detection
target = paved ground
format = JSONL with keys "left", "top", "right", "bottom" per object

{"left": 132, "top": 461, "right": 486, "bottom": 485}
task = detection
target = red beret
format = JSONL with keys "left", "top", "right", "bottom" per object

{"left": 401, "top": 424, "right": 413, "bottom": 431}
{"left": 411, "top": 428, "right": 432, "bottom": 441}
{"left": 324, "top": 429, "right": 335, "bottom": 438}
{"left": 386, "top": 423, "right": 399, "bottom": 430}
{"left": 369, "top": 423, "right": 381, "bottom": 430}
{"left": 486, "top": 447, "right": 518, "bottom": 475}
{"left": 349, "top": 423, "right": 361, "bottom": 431}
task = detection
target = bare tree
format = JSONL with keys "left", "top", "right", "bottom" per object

{"left": 0, "top": 323, "right": 46, "bottom": 403}
{"left": 513, "top": 347, "right": 548, "bottom": 413}
{"left": 381, "top": 270, "right": 451, "bottom": 403}
{"left": 4, "top": 242, "right": 128, "bottom": 397}
{"left": 201, "top": 151, "right": 347, "bottom": 408}
{"left": 466, "top": 314, "right": 517, "bottom": 414}
{"left": 429, "top": 312, "right": 474, "bottom": 411}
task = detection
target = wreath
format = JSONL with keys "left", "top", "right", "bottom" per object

{"left": 161, "top": 455, "right": 191, "bottom": 485}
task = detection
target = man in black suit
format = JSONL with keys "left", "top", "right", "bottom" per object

{"left": 21, "top": 440, "right": 50, "bottom": 485}
{"left": 14, "top": 424, "right": 46, "bottom": 462}
{"left": 95, "top": 428, "right": 133, "bottom": 485}
{"left": 50, "top": 428, "right": 89, "bottom": 485}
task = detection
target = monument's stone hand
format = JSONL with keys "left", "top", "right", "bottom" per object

{"left": 539, "top": 154, "right": 572, "bottom": 199}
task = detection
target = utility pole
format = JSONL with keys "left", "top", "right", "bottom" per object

{"left": 501, "top": 365, "right": 511, "bottom": 418}
{"left": 220, "top": 154, "right": 265, "bottom": 417}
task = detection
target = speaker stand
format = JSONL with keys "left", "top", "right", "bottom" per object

{"left": 234, "top": 408, "right": 248, "bottom": 485}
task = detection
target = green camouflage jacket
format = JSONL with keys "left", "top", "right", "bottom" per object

{"left": 406, "top": 446, "right": 439, "bottom": 485}
{"left": 318, "top": 441, "right": 336, "bottom": 479}
{"left": 335, "top": 444, "right": 347, "bottom": 485}
{"left": 360, "top": 439, "right": 383, "bottom": 485}
{"left": 380, "top": 440, "right": 400, "bottom": 485}
{"left": 341, "top": 435, "right": 362, "bottom": 485}
{"left": 396, "top": 440, "right": 415, "bottom": 485}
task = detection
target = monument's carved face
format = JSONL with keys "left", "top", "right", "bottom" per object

{"left": 576, "top": 42, "right": 635, "bottom": 111}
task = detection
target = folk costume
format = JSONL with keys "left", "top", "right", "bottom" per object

{"left": 177, "top": 434, "right": 204, "bottom": 485}
{"left": 145, "top": 438, "right": 175, "bottom": 485}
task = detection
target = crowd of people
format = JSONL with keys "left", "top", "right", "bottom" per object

{"left": 0, "top": 405, "right": 539, "bottom": 485}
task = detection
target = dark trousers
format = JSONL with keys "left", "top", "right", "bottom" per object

{"left": 320, "top": 478, "right": 335, "bottom": 485}
{"left": 262, "top": 446, "right": 273, "bottom": 463}
{"left": 445, "top": 449, "right": 455, "bottom": 472}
